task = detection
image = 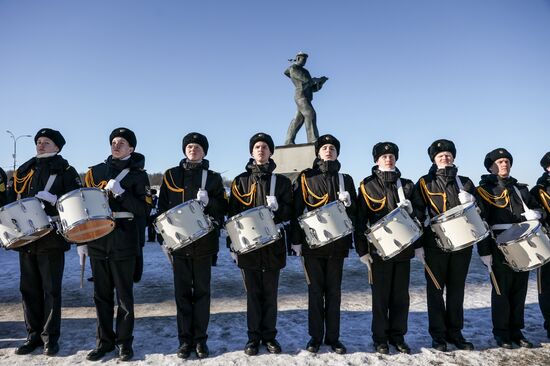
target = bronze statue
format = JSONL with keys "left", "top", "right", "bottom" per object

{"left": 284, "top": 52, "right": 328, "bottom": 145}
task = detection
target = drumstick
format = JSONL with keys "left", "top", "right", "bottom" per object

{"left": 424, "top": 263, "right": 441, "bottom": 290}
{"left": 80, "top": 254, "right": 86, "bottom": 289}
{"left": 300, "top": 257, "right": 311, "bottom": 285}
{"left": 367, "top": 266, "right": 373, "bottom": 285}
{"left": 240, "top": 269, "right": 248, "bottom": 292}
{"left": 490, "top": 271, "right": 501, "bottom": 296}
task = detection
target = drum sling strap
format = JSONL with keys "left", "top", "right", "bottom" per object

{"left": 111, "top": 168, "right": 134, "bottom": 219}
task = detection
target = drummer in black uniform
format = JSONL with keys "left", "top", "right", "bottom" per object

{"left": 531, "top": 152, "right": 550, "bottom": 339}
{"left": 411, "top": 139, "right": 477, "bottom": 351}
{"left": 7, "top": 128, "right": 81, "bottom": 356}
{"left": 291, "top": 134, "right": 356, "bottom": 355}
{"left": 157, "top": 132, "right": 227, "bottom": 359}
{"left": 477, "top": 148, "right": 544, "bottom": 348}
{"left": 83, "top": 128, "right": 152, "bottom": 361}
{"left": 355, "top": 142, "right": 415, "bottom": 354}
{"left": 227, "top": 132, "right": 292, "bottom": 356}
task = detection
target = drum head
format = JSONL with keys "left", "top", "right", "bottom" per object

{"left": 431, "top": 202, "right": 473, "bottom": 224}
{"left": 64, "top": 219, "right": 115, "bottom": 243}
{"left": 496, "top": 221, "right": 538, "bottom": 245}
{"left": 3, "top": 227, "right": 53, "bottom": 249}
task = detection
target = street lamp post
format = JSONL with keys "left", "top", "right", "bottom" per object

{"left": 6, "top": 130, "right": 32, "bottom": 172}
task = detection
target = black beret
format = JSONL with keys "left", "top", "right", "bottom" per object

{"left": 428, "top": 139, "right": 456, "bottom": 161}
{"left": 540, "top": 152, "right": 550, "bottom": 170}
{"left": 109, "top": 127, "right": 137, "bottom": 148}
{"left": 484, "top": 148, "right": 513, "bottom": 172}
{"left": 34, "top": 128, "right": 66, "bottom": 152}
{"left": 315, "top": 134, "right": 341, "bottom": 156}
{"left": 249, "top": 132, "right": 274, "bottom": 154}
{"left": 182, "top": 132, "right": 209, "bottom": 156}
{"left": 373, "top": 142, "right": 399, "bottom": 162}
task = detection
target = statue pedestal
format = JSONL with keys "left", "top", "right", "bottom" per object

{"left": 272, "top": 143, "right": 315, "bottom": 182}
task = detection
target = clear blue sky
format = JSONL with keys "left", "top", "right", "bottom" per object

{"left": 1, "top": 0, "right": 549, "bottom": 186}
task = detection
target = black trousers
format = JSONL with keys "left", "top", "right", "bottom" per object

{"left": 90, "top": 257, "right": 136, "bottom": 348}
{"left": 304, "top": 256, "right": 344, "bottom": 344}
{"left": 173, "top": 255, "right": 212, "bottom": 345}
{"left": 19, "top": 250, "right": 65, "bottom": 345}
{"left": 243, "top": 268, "right": 280, "bottom": 342}
{"left": 540, "top": 262, "right": 550, "bottom": 333}
{"left": 424, "top": 246, "right": 472, "bottom": 341}
{"left": 491, "top": 259, "right": 529, "bottom": 339}
{"left": 370, "top": 259, "right": 410, "bottom": 343}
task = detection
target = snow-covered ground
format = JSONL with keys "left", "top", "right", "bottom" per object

{"left": 1, "top": 233, "right": 550, "bottom": 365}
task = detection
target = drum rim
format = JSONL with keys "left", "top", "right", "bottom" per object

{"left": 496, "top": 221, "right": 541, "bottom": 245}
{"left": 231, "top": 233, "right": 281, "bottom": 254}
{"left": 367, "top": 206, "right": 411, "bottom": 233}
{"left": 298, "top": 200, "right": 343, "bottom": 221}
{"left": 57, "top": 187, "right": 107, "bottom": 202}
{"left": 0, "top": 196, "right": 44, "bottom": 212}
{"left": 225, "top": 205, "right": 272, "bottom": 224}
{"left": 155, "top": 199, "right": 205, "bottom": 223}
{"left": 1, "top": 226, "right": 53, "bottom": 247}
{"left": 161, "top": 226, "right": 214, "bottom": 246}
{"left": 430, "top": 202, "right": 475, "bottom": 224}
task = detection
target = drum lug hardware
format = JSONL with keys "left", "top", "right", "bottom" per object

{"left": 58, "top": 203, "right": 64, "bottom": 212}
{"left": 393, "top": 239, "right": 402, "bottom": 248}
{"left": 323, "top": 229, "right": 332, "bottom": 239}
{"left": 345, "top": 220, "right": 352, "bottom": 229}
{"left": 3, "top": 232, "right": 10, "bottom": 240}
{"left": 264, "top": 227, "right": 272, "bottom": 235}
{"left": 309, "top": 228, "right": 319, "bottom": 242}
{"left": 502, "top": 247, "right": 509, "bottom": 255}
{"left": 19, "top": 201, "right": 27, "bottom": 213}
{"left": 527, "top": 238, "right": 537, "bottom": 248}
{"left": 236, "top": 221, "right": 244, "bottom": 230}
{"left": 383, "top": 226, "right": 393, "bottom": 234}
{"left": 28, "top": 220, "right": 36, "bottom": 230}
{"left": 190, "top": 204, "right": 196, "bottom": 213}
{"left": 80, "top": 191, "right": 86, "bottom": 200}
{"left": 536, "top": 253, "right": 545, "bottom": 263}
{"left": 11, "top": 219, "right": 21, "bottom": 232}
{"left": 197, "top": 220, "right": 205, "bottom": 229}
{"left": 61, "top": 219, "right": 67, "bottom": 230}
{"left": 259, "top": 210, "right": 264, "bottom": 219}
{"left": 84, "top": 208, "right": 89, "bottom": 218}
{"left": 166, "top": 216, "right": 173, "bottom": 225}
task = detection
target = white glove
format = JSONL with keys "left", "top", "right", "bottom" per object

{"left": 35, "top": 191, "right": 57, "bottom": 205}
{"left": 291, "top": 244, "right": 302, "bottom": 256}
{"left": 480, "top": 255, "right": 493, "bottom": 269}
{"left": 230, "top": 251, "right": 238, "bottom": 264}
{"left": 197, "top": 189, "right": 209, "bottom": 206}
{"left": 458, "top": 190, "right": 475, "bottom": 204}
{"left": 359, "top": 254, "right": 373, "bottom": 269}
{"left": 399, "top": 199, "right": 413, "bottom": 214}
{"left": 415, "top": 247, "right": 425, "bottom": 264}
{"left": 522, "top": 209, "right": 541, "bottom": 221}
{"left": 266, "top": 195, "right": 279, "bottom": 212}
{"left": 105, "top": 179, "right": 125, "bottom": 196}
{"left": 77, "top": 245, "right": 88, "bottom": 266}
{"left": 338, "top": 191, "right": 352, "bottom": 207}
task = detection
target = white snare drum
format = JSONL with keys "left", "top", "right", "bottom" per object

{"left": 0, "top": 197, "right": 52, "bottom": 249}
{"left": 155, "top": 200, "right": 213, "bottom": 252}
{"left": 226, "top": 206, "right": 280, "bottom": 254}
{"left": 430, "top": 202, "right": 490, "bottom": 252}
{"left": 496, "top": 220, "right": 550, "bottom": 272}
{"left": 57, "top": 188, "right": 114, "bottom": 243}
{"left": 298, "top": 200, "right": 353, "bottom": 249}
{"left": 366, "top": 206, "right": 422, "bottom": 260}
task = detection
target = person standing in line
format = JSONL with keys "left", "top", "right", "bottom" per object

{"left": 157, "top": 132, "right": 227, "bottom": 359}
{"left": 530, "top": 152, "right": 550, "bottom": 339}
{"left": 411, "top": 139, "right": 477, "bottom": 352}
{"left": 8, "top": 128, "right": 81, "bottom": 356}
{"left": 355, "top": 142, "right": 415, "bottom": 354}
{"left": 83, "top": 127, "right": 151, "bottom": 362}
{"left": 291, "top": 134, "right": 356, "bottom": 355}
{"left": 228, "top": 132, "right": 292, "bottom": 356}
{"left": 477, "top": 148, "right": 545, "bottom": 349}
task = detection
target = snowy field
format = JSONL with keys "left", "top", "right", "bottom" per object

{"left": 1, "top": 233, "right": 550, "bottom": 366}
